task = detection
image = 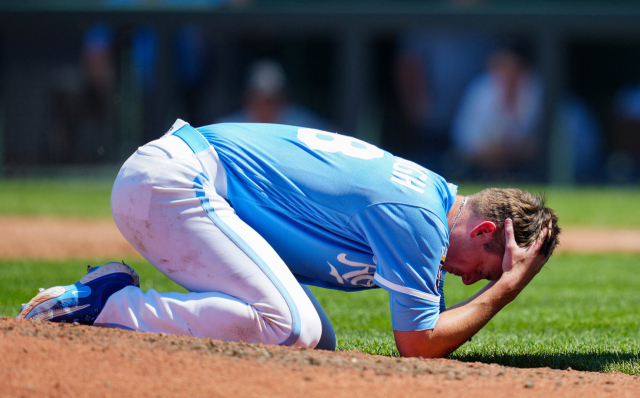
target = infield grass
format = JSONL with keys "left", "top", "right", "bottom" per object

{"left": 0, "top": 179, "right": 113, "bottom": 218}
{"left": 3, "top": 179, "right": 640, "bottom": 227}
{"left": 2, "top": 253, "right": 638, "bottom": 374}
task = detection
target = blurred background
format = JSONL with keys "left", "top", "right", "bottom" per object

{"left": 3, "top": 0, "right": 640, "bottom": 184}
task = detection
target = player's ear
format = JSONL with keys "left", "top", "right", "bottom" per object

{"left": 470, "top": 221, "right": 497, "bottom": 240}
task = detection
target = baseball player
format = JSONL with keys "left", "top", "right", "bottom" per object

{"left": 18, "top": 120, "right": 559, "bottom": 357}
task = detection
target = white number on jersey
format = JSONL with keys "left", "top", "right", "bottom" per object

{"left": 297, "top": 128, "right": 384, "bottom": 160}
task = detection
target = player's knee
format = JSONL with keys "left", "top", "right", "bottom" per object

{"left": 294, "top": 307, "right": 336, "bottom": 350}
{"left": 296, "top": 285, "right": 336, "bottom": 350}
{"left": 294, "top": 308, "right": 324, "bottom": 349}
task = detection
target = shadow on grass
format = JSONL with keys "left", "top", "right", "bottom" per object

{"left": 450, "top": 351, "right": 640, "bottom": 373}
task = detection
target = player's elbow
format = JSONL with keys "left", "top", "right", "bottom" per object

{"left": 393, "top": 329, "right": 448, "bottom": 359}
{"left": 398, "top": 345, "right": 446, "bottom": 359}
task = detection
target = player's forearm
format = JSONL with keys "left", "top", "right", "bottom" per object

{"left": 395, "top": 219, "right": 552, "bottom": 358}
{"left": 445, "top": 280, "right": 496, "bottom": 311}
{"left": 394, "top": 280, "right": 520, "bottom": 358}
{"left": 430, "top": 281, "right": 518, "bottom": 352}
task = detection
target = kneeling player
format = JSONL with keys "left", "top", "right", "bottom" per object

{"left": 18, "top": 120, "right": 559, "bottom": 357}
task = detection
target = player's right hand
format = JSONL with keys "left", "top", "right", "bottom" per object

{"left": 498, "top": 218, "right": 551, "bottom": 293}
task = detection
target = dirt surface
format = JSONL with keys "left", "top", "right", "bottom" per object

{"left": 2, "top": 216, "right": 640, "bottom": 397}
{"left": 0, "top": 216, "right": 141, "bottom": 259}
{"left": 2, "top": 318, "right": 639, "bottom": 398}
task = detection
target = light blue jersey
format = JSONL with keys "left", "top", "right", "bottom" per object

{"left": 198, "top": 123, "right": 457, "bottom": 331}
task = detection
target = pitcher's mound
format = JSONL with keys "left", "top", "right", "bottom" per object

{"left": 2, "top": 318, "right": 638, "bottom": 398}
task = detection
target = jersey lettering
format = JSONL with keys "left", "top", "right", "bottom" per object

{"left": 436, "top": 247, "right": 447, "bottom": 292}
{"left": 327, "top": 253, "right": 377, "bottom": 288}
{"left": 390, "top": 158, "right": 429, "bottom": 194}
{"left": 297, "top": 128, "right": 384, "bottom": 160}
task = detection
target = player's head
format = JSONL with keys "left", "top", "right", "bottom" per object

{"left": 444, "top": 188, "right": 559, "bottom": 285}
{"left": 243, "top": 59, "right": 288, "bottom": 123}
{"left": 468, "top": 188, "right": 560, "bottom": 258}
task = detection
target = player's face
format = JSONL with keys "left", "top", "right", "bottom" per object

{"left": 443, "top": 247, "right": 504, "bottom": 285}
{"left": 444, "top": 216, "right": 505, "bottom": 285}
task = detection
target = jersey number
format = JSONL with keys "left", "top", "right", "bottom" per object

{"left": 297, "top": 128, "right": 384, "bottom": 160}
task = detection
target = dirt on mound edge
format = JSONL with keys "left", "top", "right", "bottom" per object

{"left": 1, "top": 318, "right": 639, "bottom": 398}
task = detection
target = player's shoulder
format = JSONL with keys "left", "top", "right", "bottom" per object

{"left": 366, "top": 201, "right": 449, "bottom": 233}
{"left": 350, "top": 174, "right": 455, "bottom": 235}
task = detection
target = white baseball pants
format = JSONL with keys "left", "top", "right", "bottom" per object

{"left": 97, "top": 120, "right": 332, "bottom": 349}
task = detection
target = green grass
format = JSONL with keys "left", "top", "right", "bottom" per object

{"left": 458, "top": 184, "right": 640, "bottom": 228}
{"left": 2, "top": 253, "right": 639, "bottom": 374}
{"left": 444, "top": 253, "right": 640, "bottom": 374}
{"left": 3, "top": 179, "right": 640, "bottom": 227}
{"left": 311, "top": 252, "right": 640, "bottom": 374}
{"left": 0, "top": 179, "right": 114, "bottom": 218}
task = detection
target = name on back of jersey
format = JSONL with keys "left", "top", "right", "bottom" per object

{"left": 391, "top": 157, "right": 430, "bottom": 194}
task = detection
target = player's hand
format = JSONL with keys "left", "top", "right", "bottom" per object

{"left": 498, "top": 218, "right": 550, "bottom": 293}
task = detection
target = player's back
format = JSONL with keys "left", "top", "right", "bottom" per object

{"left": 198, "top": 123, "right": 450, "bottom": 227}
{"left": 198, "top": 123, "right": 456, "bottom": 294}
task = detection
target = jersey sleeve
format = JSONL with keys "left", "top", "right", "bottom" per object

{"left": 348, "top": 203, "right": 449, "bottom": 331}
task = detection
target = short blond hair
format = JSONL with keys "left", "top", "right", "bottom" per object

{"left": 468, "top": 188, "right": 560, "bottom": 257}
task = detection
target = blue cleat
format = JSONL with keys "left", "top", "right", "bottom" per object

{"left": 17, "top": 262, "right": 139, "bottom": 325}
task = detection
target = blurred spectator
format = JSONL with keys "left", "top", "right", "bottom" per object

{"left": 557, "top": 95, "right": 603, "bottom": 183}
{"left": 390, "top": 0, "right": 497, "bottom": 172}
{"left": 82, "top": 24, "right": 117, "bottom": 98}
{"left": 133, "top": 25, "right": 158, "bottom": 95}
{"left": 217, "top": 59, "right": 331, "bottom": 130}
{"left": 394, "top": 31, "right": 498, "bottom": 149}
{"left": 48, "top": 23, "right": 117, "bottom": 163}
{"left": 174, "top": 24, "right": 208, "bottom": 124}
{"left": 131, "top": 23, "right": 213, "bottom": 141}
{"left": 609, "top": 83, "right": 640, "bottom": 182}
{"left": 452, "top": 41, "right": 543, "bottom": 177}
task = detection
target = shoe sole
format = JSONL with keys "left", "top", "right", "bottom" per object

{"left": 17, "top": 262, "right": 137, "bottom": 321}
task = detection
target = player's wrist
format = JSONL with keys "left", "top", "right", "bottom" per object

{"left": 493, "top": 276, "right": 523, "bottom": 299}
